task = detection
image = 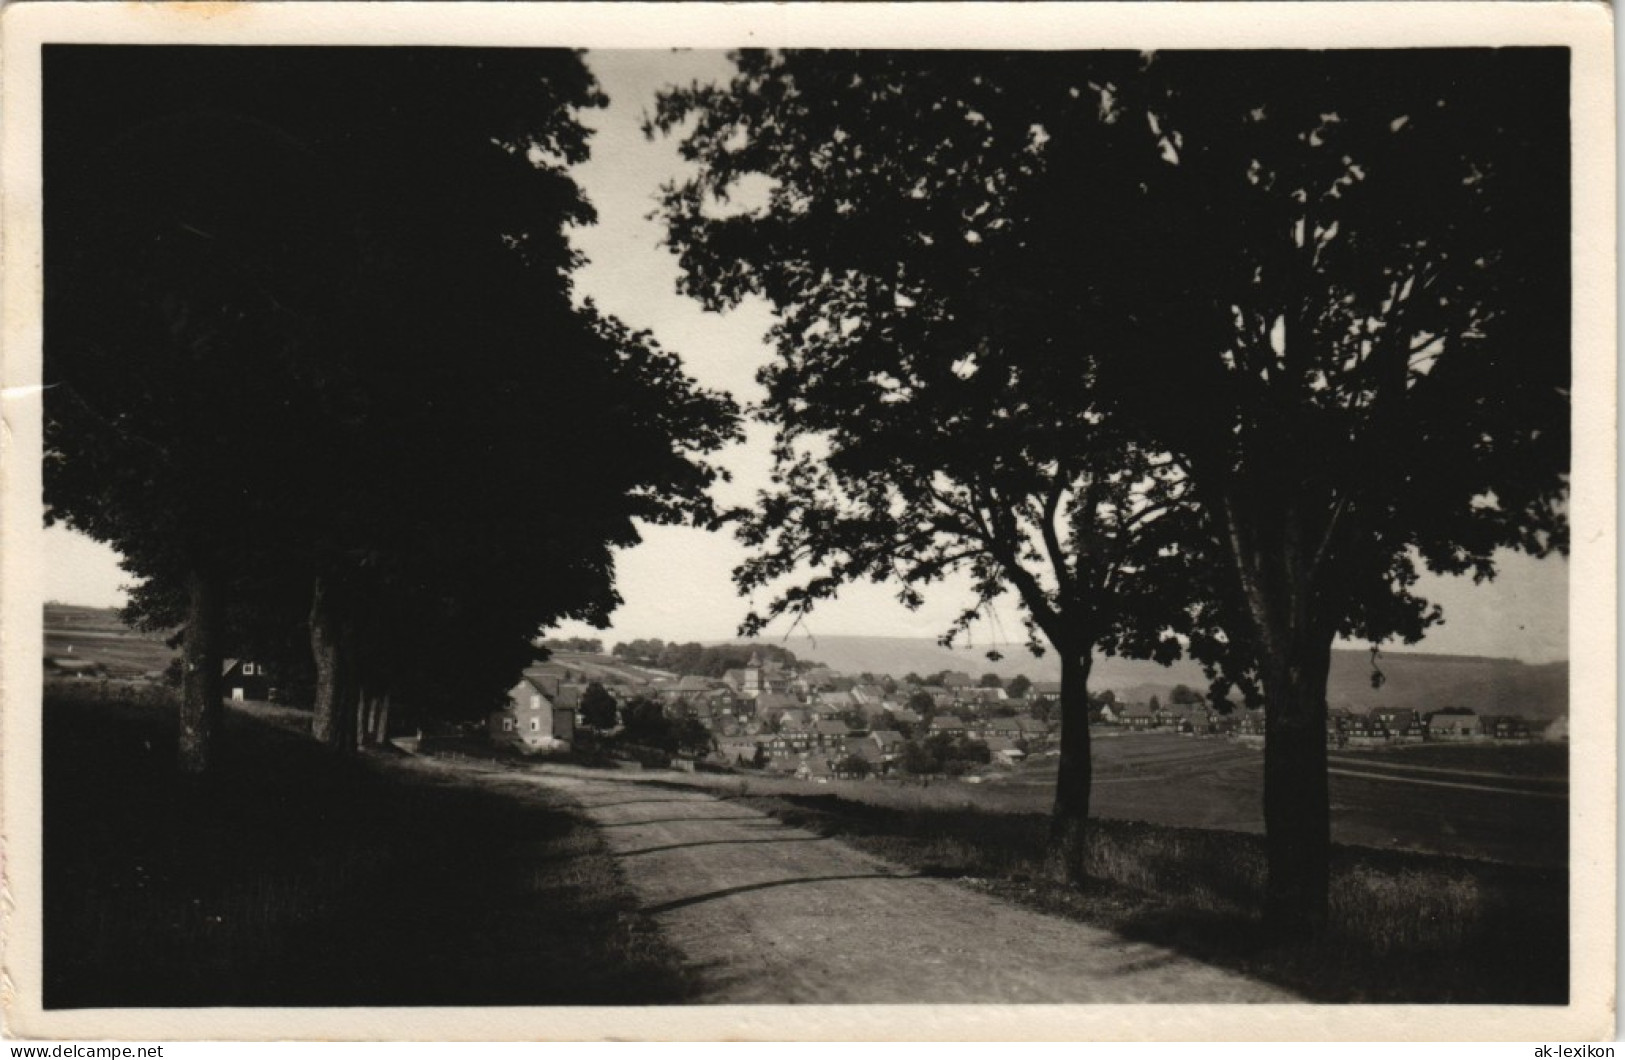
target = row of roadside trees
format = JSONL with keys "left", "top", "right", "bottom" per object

{"left": 650, "top": 48, "right": 1569, "bottom": 939}
{"left": 44, "top": 48, "right": 738, "bottom": 771}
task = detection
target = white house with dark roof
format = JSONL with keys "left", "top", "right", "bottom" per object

{"left": 488, "top": 670, "right": 575, "bottom": 753}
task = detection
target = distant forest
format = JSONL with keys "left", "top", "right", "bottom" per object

{"left": 610, "top": 639, "right": 809, "bottom": 677}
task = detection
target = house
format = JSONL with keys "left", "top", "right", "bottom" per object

{"left": 983, "top": 735, "right": 1026, "bottom": 766}
{"left": 813, "top": 690, "right": 858, "bottom": 715}
{"left": 698, "top": 686, "right": 743, "bottom": 716}
{"left": 1427, "top": 710, "right": 1479, "bottom": 741}
{"left": 1339, "top": 712, "right": 1384, "bottom": 743}
{"left": 801, "top": 666, "right": 839, "bottom": 690}
{"left": 756, "top": 693, "right": 802, "bottom": 722}
{"left": 666, "top": 675, "right": 716, "bottom": 703}
{"left": 1373, "top": 707, "right": 1425, "bottom": 742}
{"left": 796, "top": 756, "right": 834, "bottom": 781}
{"left": 221, "top": 658, "right": 271, "bottom": 702}
{"left": 1235, "top": 708, "right": 1267, "bottom": 741}
{"left": 841, "top": 735, "right": 881, "bottom": 765}
{"left": 858, "top": 700, "right": 894, "bottom": 725}
{"left": 766, "top": 731, "right": 810, "bottom": 757}
{"left": 870, "top": 730, "right": 906, "bottom": 760}
{"left": 1013, "top": 716, "right": 1050, "bottom": 740}
{"left": 890, "top": 707, "right": 925, "bottom": 728}
{"left": 1180, "top": 707, "right": 1214, "bottom": 736}
{"left": 929, "top": 715, "right": 968, "bottom": 738}
{"left": 940, "top": 671, "right": 975, "bottom": 691}
{"left": 983, "top": 716, "right": 1025, "bottom": 739}
{"left": 809, "top": 719, "right": 854, "bottom": 750}
{"left": 488, "top": 671, "right": 575, "bottom": 753}
{"left": 1029, "top": 681, "right": 1063, "bottom": 701}
{"left": 1481, "top": 714, "right": 1532, "bottom": 740}
{"left": 1097, "top": 703, "right": 1121, "bottom": 725}
{"left": 1121, "top": 703, "right": 1159, "bottom": 731}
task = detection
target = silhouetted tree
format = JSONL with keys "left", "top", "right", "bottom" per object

{"left": 654, "top": 50, "right": 1209, "bottom": 883}
{"left": 1072, "top": 50, "right": 1570, "bottom": 935}
{"left": 654, "top": 47, "right": 1568, "bottom": 934}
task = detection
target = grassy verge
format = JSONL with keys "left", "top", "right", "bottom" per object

{"left": 43, "top": 684, "right": 694, "bottom": 1007}
{"left": 650, "top": 774, "right": 1566, "bottom": 1004}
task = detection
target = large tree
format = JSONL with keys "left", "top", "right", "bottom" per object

{"left": 653, "top": 52, "right": 1211, "bottom": 881}
{"left": 1066, "top": 50, "right": 1570, "bottom": 936}
{"left": 653, "top": 49, "right": 1568, "bottom": 932}
{"left": 44, "top": 47, "right": 737, "bottom": 769}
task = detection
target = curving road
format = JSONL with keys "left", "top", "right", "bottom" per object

{"left": 520, "top": 766, "right": 1296, "bottom": 1005}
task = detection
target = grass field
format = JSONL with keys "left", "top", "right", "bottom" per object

{"left": 646, "top": 738, "right": 1568, "bottom": 1003}
{"left": 701, "top": 731, "right": 1567, "bottom": 868}
{"left": 43, "top": 684, "right": 693, "bottom": 1007}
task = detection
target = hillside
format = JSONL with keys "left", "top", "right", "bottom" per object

{"left": 722, "top": 635, "right": 1569, "bottom": 720}
{"left": 43, "top": 603, "right": 176, "bottom": 678}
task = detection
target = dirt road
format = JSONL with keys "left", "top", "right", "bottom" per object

{"left": 521, "top": 766, "right": 1296, "bottom": 1004}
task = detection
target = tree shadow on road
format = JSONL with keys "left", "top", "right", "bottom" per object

{"left": 644, "top": 872, "right": 920, "bottom": 915}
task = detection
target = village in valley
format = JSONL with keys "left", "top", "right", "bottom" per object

{"left": 483, "top": 639, "right": 1565, "bottom": 781}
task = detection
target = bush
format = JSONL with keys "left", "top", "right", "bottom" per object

{"left": 833, "top": 754, "right": 871, "bottom": 778}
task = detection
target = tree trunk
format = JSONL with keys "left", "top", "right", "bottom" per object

{"left": 1260, "top": 629, "right": 1334, "bottom": 940}
{"left": 309, "top": 575, "right": 356, "bottom": 751}
{"left": 1218, "top": 491, "right": 1335, "bottom": 940}
{"left": 178, "top": 565, "right": 225, "bottom": 774}
{"left": 1045, "top": 649, "right": 1094, "bottom": 886}
{"left": 375, "top": 692, "right": 392, "bottom": 747}
{"left": 353, "top": 688, "right": 370, "bottom": 750}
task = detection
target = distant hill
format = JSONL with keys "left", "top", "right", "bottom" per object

{"left": 720, "top": 635, "right": 1568, "bottom": 719}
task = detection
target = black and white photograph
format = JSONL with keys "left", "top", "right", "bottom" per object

{"left": 2, "top": 2, "right": 1614, "bottom": 1043}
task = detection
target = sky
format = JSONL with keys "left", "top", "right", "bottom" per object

{"left": 40, "top": 48, "right": 1571, "bottom": 664}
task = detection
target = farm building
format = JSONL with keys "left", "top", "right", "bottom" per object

{"left": 221, "top": 658, "right": 271, "bottom": 702}
{"left": 488, "top": 671, "right": 575, "bottom": 753}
